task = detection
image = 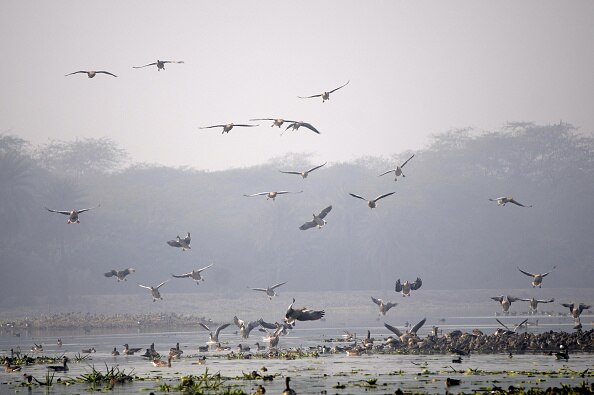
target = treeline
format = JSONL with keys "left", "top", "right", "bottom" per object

{"left": 1, "top": 122, "right": 593, "bottom": 306}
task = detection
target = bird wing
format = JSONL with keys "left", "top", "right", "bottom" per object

{"left": 233, "top": 316, "right": 244, "bottom": 328}
{"left": 279, "top": 170, "right": 302, "bottom": 175}
{"left": 138, "top": 284, "right": 151, "bottom": 290}
{"left": 200, "top": 124, "right": 225, "bottom": 129}
{"left": 297, "top": 308, "right": 325, "bottom": 321}
{"left": 45, "top": 208, "right": 71, "bottom": 215}
{"left": 318, "top": 205, "right": 332, "bottom": 219}
{"left": 251, "top": 288, "right": 268, "bottom": 292}
{"left": 172, "top": 272, "right": 192, "bottom": 278}
{"left": 349, "top": 193, "right": 367, "bottom": 201}
{"left": 394, "top": 279, "right": 403, "bottom": 292}
{"left": 197, "top": 263, "right": 213, "bottom": 273}
{"left": 491, "top": 296, "right": 504, "bottom": 302}
{"left": 514, "top": 319, "right": 528, "bottom": 331}
{"left": 411, "top": 277, "right": 422, "bottom": 291}
{"left": 409, "top": 318, "right": 426, "bottom": 335}
{"left": 276, "top": 191, "right": 301, "bottom": 195}
{"left": 507, "top": 296, "right": 520, "bottom": 302}
{"left": 371, "top": 296, "right": 381, "bottom": 306}
{"left": 75, "top": 204, "right": 100, "bottom": 214}
{"left": 259, "top": 320, "right": 277, "bottom": 330}
{"left": 249, "top": 118, "right": 275, "bottom": 121}
{"left": 538, "top": 298, "right": 555, "bottom": 303}
{"left": 517, "top": 267, "right": 536, "bottom": 277}
{"left": 232, "top": 124, "right": 259, "bottom": 128}
{"left": 299, "top": 221, "right": 317, "bottom": 230}
{"left": 378, "top": 169, "right": 396, "bottom": 177}
{"left": 104, "top": 270, "right": 117, "bottom": 278}
{"left": 133, "top": 62, "right": 157, "bottom": 68}
{"left": 156, "top": 280, "right": 170, "bottom": 289}
{"left": 400, "top": 154, "right": 415, "bottom": 167}
{"left": 307, "top": 162, "right": 327, "bottom": 173}
{"left": 301, "top": 123, "right": 321, "bottom": 134}
{"left": 243, "top": 192, "right": 269, "bottom": 197}
{"left": 495, "top": 318, "right": 510, "bottom": 331}
{"left": 328, "top": 80, "right": 350, "bottom": 94}
{"left": 509, "top": 198, "right": 531, "bottom": 207}
{"left": 120, "top": 268, "right": 135, "bottom": 276}
{"left": 374, "top": 191, "right": 396, "bottom": 202}
{"left": 246, "top": 320, "right": 261, "bottom": 332}
{"left": 214, "top": 323, "right": 231, "bottom": 337}
{"left": 167, "top": 240, "right": 182, "bottom": 247}
{"left": 298, "top": 93, "right": 323, "bottom": 99}
{"left": 64, "top": 71, "right": 88, "bottom": 76}
{"left": 271, "top": 281, "right": 287, "bottom": 290}
{"left": 560, "top": 303, "right": 573, "bottom": 309}
{"left": 384, "top": 322, "right": 403, "bottom": 336}
{"left": 198, "top": 323, "right": 210, "bottom": 331}
{"left": 162, "top": 60, "right": 184, "bottom": 64}
{"left": 96, "top": 71, "right": 117, "bottom": 77}
{"left": 385, "top": 302, "right": 398, "bottom": 310}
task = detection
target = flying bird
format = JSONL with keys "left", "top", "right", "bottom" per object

{"left": 199, "top": 322, "right": 231, "bottom": 343}
{"left": 395, "top": 278, "right": 422, "bottom": 297}
{"left": 138, "top": 280, "right": 170, "bottom": 302}
{"left": 133, "top": 60, "right": 184, "bottom": 71}
{"left": 298, "top": 80, "right": 350, "bottom": 102}
{"left": 233, "top": 316, "right": 263, "bottom": 339}
{"left": 284, "top": 121, "right": 320, "bottom": 134}
{"left": 491, "top": 295, "right": 520, "bottom": 313}
{"left": 378, "top": 154, "right": 415, "bottom": 181}
{"left": 251, "top": 281, "right": 288, "bottom": 299}
{"left": 299, "top": 205, "right": 332, "bottom": 230}
{"left": 104, "top": 268, "right": 135, "bottom": 282}
{"left": 517, "top": 266, "right": 555, "bottom": 288}
{"left": 65, "top": 70, "right": 117, "bottom": 78}
{"left": 199, "top": 123, "right": 259, "bottom": 134}
{"left": 371, "top": 297, "right": 398, "bottom": 315}
{"left": 384, "top": 318, "right": 426, "bottom": 342}
{"left": 280, "top": 162, "right": 326, "bottom": 179}
{"left": 489, "top": 196, "right": 532, "bottom": 207}
{"left": 519, "top": 297, "right": 555, "bottom": 313}
{"left": 284, "top": 298, "right": 325, "bottom": 325}
{"left": 349, "top": 192, "right": 395, "bottom": 208}
{"left": 171, "top": 264, "right": 213, "bottom": 285}
{"left": 45, "top": 205, "right": 100, "bottom": 224}
{"left": 560, "top": 303, "right": 591, "bottom": 319}
{"left": 243, "top": 191, "right": 302, "bottom": 201}
{"left": 249, "top": 118, "right": 295, "bottom": 128}
{"left": 167, "top": 232, "right": 191, "bottom": 251}
{"left": 495, "top": 318, "right": 528, "bottom": 333}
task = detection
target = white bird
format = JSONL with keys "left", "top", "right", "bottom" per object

{"left": 251, "top": 281, "right": 288, "bottom": 299}
{"left": 279, "top": 162, "right": 326, "bottom": 179}
{"left": 371, "top": 297, "right": 398, "bottom": 315}
{"left": 394, "top": 278, "right": 422, "bottom": 297}
{"left": 45, "top": 205, "right": 100, "bottom": 224}
{"left": 104, "top": 268, "right": 135, "bottom": 282}
{"left": 243, "top": 191, "right": 302, "bottom": 201}
{"left": 518, "top": 266, "right": 555, "bottom": 287}
{"left": 233, "top": 316, "right": 262, "bottom": 339}
{"left": 378, "top": 154, "right": 415, "bottom": 181}
{"left": 167, "top": 232, "right": 191, "bottom": 251}
{"left": 199, "top": 322, "right": 231, "bottom": 343}
{"left": 65, "top": 70, "right": 117, "bottom": 78}
{"left": 172, "top": 264, "right": 213, "bottom": 285}
{"left": 284, "top": 121, "right": 320, "bottom": 134}
{"left": 138, "top": 280, "right": 170, "bottom": 302}
{"left": 199, "top": 123, "right": 259, "bottom": 134}
{"left": 489, "top": 196, "right": 532, "bottom": 207}
{"left": 491, "top": 295, "right": 520, "bottom": 313}
{"left": 298, "top": 80, "right": 350, "bottom": 102}
{"left": 349, "top": 192, "right": 395, "bottom": 208}
{"left": 299, "top": 205, "right": 332, "bottom": 230}
{"left": 133, "top": 60, "right": 184, "bottom": 71}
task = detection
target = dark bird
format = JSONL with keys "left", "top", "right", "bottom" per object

{"left": 199, "top": 123, "right": 258, "bottom": 134}
{"left": 243, "top": 191, "right": 302, "bottom": 201}
{"left": 561, "top": 303, "right": 591, "bottom": 319}
{"left": 280, "top": 162, "right": 326, "bottom": 179}
{"left": 285, "top": 298, "right": 325, "bottom": 325}
{"left": 167, "top": 232, "right": 191, "bottom": 251}
{"left": 349, "top": 192, "right": 395, "bottom": 208}
{"left": 138, "top": 280, "right": 170, "bottom": 302}
{"left": 519, "top": 297, "right": 555, "bottom": 313}
{"left": 371, "top": 297, "right": 398, "bottom": 315}
{"left": 282, "top": 376, "right": 297, "bottom": 395}
{"left": 491, "top": 295, "right": 520, "bottom": 313}
{"left": 172, "top": 264, "right": 213, "bottom": 284}
{"left": 47, "top": 356, "right": 68, "bottom": 372}
{"left": 45, "top": 205, "right": 100, "bottom": 224}
{"left": 104, "top": 268, "right": 135, "bottom": 282}
{"left": 495, "top": 318, "right": 528, "bottom": 333}
{"left": 299, "top": 205, "right": 332, "bottom": 230}
{"left": 249, "top": 118, "right": 295, "bottom": 128}
{"left": 133, "top": 60, "right": 184, "bottom": 71}
{"left": 298, "top": 80, "right": 350, "bottom": 102}
{"left": 445, "top": 377, "right": 461, "bottom": 387}
{"left": 489, "top": 196, "right": 532, "bottom": 207}
{"left": 517, "top": 266, "right": 555, "bottom": 287}
{"left": 122, "top": 344, "right": 142, "bottom": 355}
{"left": 394, "top": 278, "right": 422, "bottom": 297}
{"left": 65, "top": 70, "right": 117, "bottom": 78}
{"left": 378, "top": 154, "right": 415, "bottom": 181}
{"left": 284, "top": 121, "right": 320, "bottom": 135}
{"left": 384, "top": 318, "right": 426, "bottom": 343}
{"left": 251, "top": 281, "right": 288, "bottom": 299}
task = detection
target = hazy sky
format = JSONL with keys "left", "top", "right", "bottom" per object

{"left": 1, "top": 1, "right": 593, "bottom": 171}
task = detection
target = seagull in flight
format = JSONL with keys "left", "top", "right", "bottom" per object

{"left": 378, "top": 154, "right": 415, "bottom": 181}
{"left": 299, "top": 205, "right": 332, "bottom": 230}
{"left": 284, "top": 121, "right": 320, "bottom": 135}
{"left": 104, "top": 268, "right": 135, "bottom": 282}
{"left": 298, "top": 80, "right": 350, "bottom": 102}
{"left": 133, "top": 60, "right": 184, "bottom": 71}
{"left": 65, "top": 70, "right": 117, "bottom": 78}
{"left": 517, "top": 266, "right": 555, "bottom": 288}
{"left": 138, "top": 280, "right": 170, "bottom": 302}
{"left": 280, "top": 162, "right": 326, "bottom": 179}
{"left": 348, "top": 192, "right": 395, "bottom": 208}
{"left": 489, "top": 196, "right": 532, "bottom": 207}
{"left": 172, "top": 264, "right": 213, "bottom": 285}
{"left": 251, "top": 281, "right": 288, "bottom": 299}
{"left": 45, "top": 205, "right": 100, "bottom": 224}
{"left": 243, "top": 191, "right": 302, "bottom": 201}
{"left": 199, "top": 123, "right": 259, "bottom": 134}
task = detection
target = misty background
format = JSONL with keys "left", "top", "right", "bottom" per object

{"left": 1, "top": 122, "right": 593, "bottom": 316}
